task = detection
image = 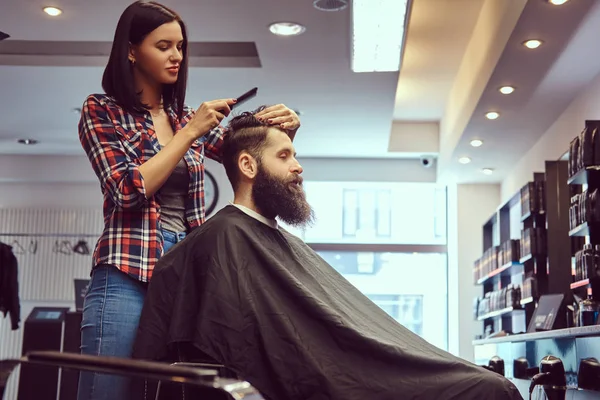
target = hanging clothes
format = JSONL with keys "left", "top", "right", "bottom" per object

{"left": 0, "top": 242, "right": 20, "bottom": 330}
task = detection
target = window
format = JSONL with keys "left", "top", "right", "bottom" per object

{"left": 342, "top": 189, "right": 392, "bottom": 239}
{"left": 280, "top": 182, "right": 447, "bottom": 245}
{"left": 366, "top": 294, "right": 423, "bottom": 336}
{"left": 315, "top": 250, "right": 448, "bottom": 351}
{"left": 433, "top": 187, "right": 447, "bottom": 239}
{"left": 342, "top": 189, "right": 358, "bottom": 237}
{"left": 279, "top": 181, "right": 449, "bottom": 351}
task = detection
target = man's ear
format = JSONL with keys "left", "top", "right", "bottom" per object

{"left": 238, "top": 152, "right": 258, "bottom": 180}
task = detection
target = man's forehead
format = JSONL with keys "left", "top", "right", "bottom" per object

{"left": 266, "top": 128, "right": 295, "bottom": 151}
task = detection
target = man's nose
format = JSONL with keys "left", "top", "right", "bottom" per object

{"left": 292, "top": 161, "right": 303, "bottom": 175}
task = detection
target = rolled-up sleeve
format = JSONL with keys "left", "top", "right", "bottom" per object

{"left": 78, "top": 95, "right": 147, "bottom": 209}
{"left": 180, "top": 107, "right": 227, "bottom": 163}
{"left": 204, "top": 125, "right": 227, "bottom": 163}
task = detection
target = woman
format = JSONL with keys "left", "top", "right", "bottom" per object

{"left": 77, "top": 1, "right": 301, "bottom": 399}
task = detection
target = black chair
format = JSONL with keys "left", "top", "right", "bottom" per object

{"left": 0, "top": 351, "right": 264, "bottom": 400}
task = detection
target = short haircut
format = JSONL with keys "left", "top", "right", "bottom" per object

{"left": 102, "top": 1, "right": 189, "bottom": 118}
{"left": 222, "top": 106, "right": 271, "bottom": 190}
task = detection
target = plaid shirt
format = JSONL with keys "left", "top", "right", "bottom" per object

{"left": 78, "top": 94, "right": 225, "bottom": 282}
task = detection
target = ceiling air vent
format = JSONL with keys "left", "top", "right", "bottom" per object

{"left": 0, "top": 31, "right": 9, "bottom": 41}
{"left": 313, "top": 0, "right": 348, "bottom": 12}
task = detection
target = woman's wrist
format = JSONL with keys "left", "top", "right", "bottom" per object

{"left": 177, "top": 125, "right": 199, "bottom": 146}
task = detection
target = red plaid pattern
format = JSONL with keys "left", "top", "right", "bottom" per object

{"left": 78, "top": 94, "right": 225, "bottom": 282}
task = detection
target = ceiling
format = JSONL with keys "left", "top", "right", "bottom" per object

{"left": 0, "top": 0, "right": 399, "bottom": 158}
{"left": 436, "top": 0, "right": 600, "bottom": 184}
{"left": 1, "top": 0, "right": 600, "bottom": 184}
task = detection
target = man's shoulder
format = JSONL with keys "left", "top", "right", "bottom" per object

{"left": 197, "top": 206, "right": 254, "bottom": 236}
{"left": 280, "top": 228, "right": 313, "bottom": 250}
{"left": 176, "top": 206, "right": 257, "bottom": 261}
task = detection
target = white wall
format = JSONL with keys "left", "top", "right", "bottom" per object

{"left": 447, "top": 183, "right": 500, "bottom": 361}
{"left": 0, "top": 154, "right": 436, "bottom": 207}
{"left": 0, "top": 155, "right": 234, "bottom": 212}
{"left": 501, "top": 70, "right": 600, "bottom": 202}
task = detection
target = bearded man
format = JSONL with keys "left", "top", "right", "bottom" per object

{"left": 134, "top": 107, "right": 523, "bottom": 400}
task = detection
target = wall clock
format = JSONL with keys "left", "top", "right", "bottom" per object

{"left": 204, "top": 169, "right": 219, "bottom": 216}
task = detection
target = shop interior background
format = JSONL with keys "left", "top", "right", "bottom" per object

{"left": 3, "top": 0, "right": 600, "bottom": 398}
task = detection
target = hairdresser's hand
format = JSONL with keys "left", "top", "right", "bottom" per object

{"left": 255, "top": 104, "right": 301, "bottom": 133}
{"left": 187, "top": 99, "right": 237, "bottom": 140}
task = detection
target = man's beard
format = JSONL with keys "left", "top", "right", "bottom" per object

{"left": 252, "top": 164, "right": 315, "bottom": 229}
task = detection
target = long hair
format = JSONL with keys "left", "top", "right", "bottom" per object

{"left": 102, "top": 1, "right": 188, "bottom": 118}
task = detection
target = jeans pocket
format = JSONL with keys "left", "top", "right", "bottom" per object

{"left": 161, "top": 229, "right": 179, "bottom": 254}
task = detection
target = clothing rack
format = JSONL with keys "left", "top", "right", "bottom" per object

{"left": 0, "top": 233, "right": 98, "bottom": 256}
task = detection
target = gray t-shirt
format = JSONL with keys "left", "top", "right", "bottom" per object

{"left": 156, "top": 157, "right": 189, "bottom": 233}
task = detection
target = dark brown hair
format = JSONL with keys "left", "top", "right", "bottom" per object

{"left": 102, "top": 1, "right": 188, "bottom": 118}
{"left": 222, "top": 106, "right": 272, "bottom": 190}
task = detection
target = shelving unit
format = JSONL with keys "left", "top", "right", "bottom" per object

{"left": 567, "top": 120, "right": 600, "bottom": 303}
{"left": 473, "top": 161, "right": 571, "bottom": 338}
{"left": 473, "top": 190, "right": 524, "bottom": 337}
{"left": 472, "top": 121, "right": 600, "bottom": 398}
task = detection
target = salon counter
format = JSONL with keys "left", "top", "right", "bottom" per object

{"left": 472, "top": 325, "right": 600, "bottom": 346}
{"left": 473, "top": 326, "right": 600, "bottom": 398}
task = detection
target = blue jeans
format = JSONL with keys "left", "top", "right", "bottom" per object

{"left": 77, "top": 229, "right": 186, "bottom": 400}
{"left": 161, "top": 229, "right": 187, "bottom": 253}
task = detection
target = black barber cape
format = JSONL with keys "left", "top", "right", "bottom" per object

{"left": 134, "top": 206, "right": 522, "bottom": 400}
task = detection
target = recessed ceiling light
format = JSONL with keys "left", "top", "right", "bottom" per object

{"left": 482, "top": 168, "right": 494, "bottom": 175}
{"left": 470, "top": 139, "right": 483, "bottom": 147}
{"left": 499, "top": 86, "right": 515, "bottom": 95}
{"left": 268, "top": 22, "right": 306, "bottom": 36}
{"left": 458, "top": 156, "right": 471, "bottom": 164}
{"left": 43, "top": 6, "right": 63, "bottom": 16}
{"left": 313, "top": 0, "right": 348, "bottom": 12}
{"left": 523, "top": 39, "right": 543, "bottom": 49}
{"left": 485, "top": 111, "right": 500, "bottom": 120}
{"left": 18, "top": 139, "right": 39, "bottom": 145}
{"left": 548, "top": 0, "right": 569, "bottom": 4}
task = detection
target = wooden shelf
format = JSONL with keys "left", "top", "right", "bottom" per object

{"left": 569, "top": 221, "right": 591, "bottom": 237}
{"left": 520, "top": 296, "right": 534, "bottom": 306}
{"left": 520, "top": 210, "right": 545, "bottom": 222}
{"left": 519, "top": 253, "right": 532, "bottom": 263}
{"left": 477, "top": 306, "right": 524, "bottom": 321}
{"left": 476, "top": 261, "right": 521, "bottom": 285}
{"left": 473, "top": 325, "right": 600, "bottom": 345}
{"left": 570, "top": 279, "right": 590, "bottom": 289}
{"left": 567, "top": 166, "right": 600, "bottom": 185}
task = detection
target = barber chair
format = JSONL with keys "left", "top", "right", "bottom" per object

{"left": 148, "top": 342, "right": 245, "bottom": 399}
{"left": 0, "top": 351, "right": 265, "bottom": 400}
{"left": 155, "top": 362, "right": 244, "bottom": 400}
